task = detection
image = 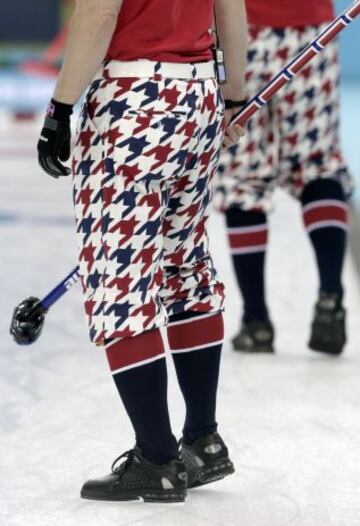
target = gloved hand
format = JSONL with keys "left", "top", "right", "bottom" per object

{"left": 37, "top": 98, "right": 73, "bottom": 178}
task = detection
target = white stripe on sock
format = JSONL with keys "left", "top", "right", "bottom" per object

{"left": 167, "top": 311, "right": 221, "bottom": 327}
{"left": 111, "top": 353, "right": 165, "bottom": 375}
{"left": 106, "top": 337, "right": 123, "bottom": 350}
{"left": 227, "top": 224, "right": 267, "bottom": 235}
{"left": 171, "top": 339, "right": 224, "bottom": 354}
{"left": 302, "top": 199, "right": 348, "bottom": 213}
{"left": 231, "top": 244, "right": 267, "bottom": 255}
{"left": 306, "top": 220, "right": 349, "bottom": 233}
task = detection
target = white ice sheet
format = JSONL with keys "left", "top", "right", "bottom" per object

{"left": 0, "top": 116, "right": 360, "bottom": 526}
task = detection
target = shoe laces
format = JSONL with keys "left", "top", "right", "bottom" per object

{"left": 111, "top": 449, "right": 137, "bottom": 475}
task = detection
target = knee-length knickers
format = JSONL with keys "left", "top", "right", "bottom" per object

{"left": 214, "top": 25, "right": 353, "bottom": 213}
{"left": 72, "top": 62, "right": 225, "bottom": 346}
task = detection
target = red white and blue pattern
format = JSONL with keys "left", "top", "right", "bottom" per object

{"left": 303, "top": 199, "right": 348, "bottom": 233}
{"left": 230, "top": 0, "right": 360, "bottom": 129}
{"left": 227, "top": 223, "right": 268, "bottom": 255}
{"left": 72, "top": 66, "right": 225, "bottom": 346}
{"left": 215, "top": 25, "right": 353, "bottom": 213}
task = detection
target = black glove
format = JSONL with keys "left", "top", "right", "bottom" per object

{"left": 224, "top": 99, "right": 248, "bottom": 110}
{"left": 37, "top": 98, "right": 73, "bottom": 178}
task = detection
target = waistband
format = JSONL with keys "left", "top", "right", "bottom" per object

{"left": 94, "top": 60, "right": 216, "bottom": 81}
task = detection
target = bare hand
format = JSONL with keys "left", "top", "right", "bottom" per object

{"left": 222, "top": 108, "right": 246, "bottom": 149}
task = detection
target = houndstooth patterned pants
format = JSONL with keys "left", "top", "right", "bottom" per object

{"left": 214, "top": 25, "right": 353, "bottom": 213}
{"left": 72, "top": 63, "right": 225, "bottom": 346}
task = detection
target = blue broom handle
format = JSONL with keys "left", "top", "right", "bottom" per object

{"left": 41, "top": 266, "right": 81, "bottom": 310}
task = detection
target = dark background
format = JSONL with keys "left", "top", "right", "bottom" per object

{"left": 0, "top": 1, "right": 61, "bottom": 41}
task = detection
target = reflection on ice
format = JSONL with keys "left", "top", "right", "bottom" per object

{"left": 0, "top": 113, "right": 360, "bottom": 526}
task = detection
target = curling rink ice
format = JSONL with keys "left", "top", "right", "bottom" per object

{"left": 1, "top": 92, "right": 360, "bottom": 526}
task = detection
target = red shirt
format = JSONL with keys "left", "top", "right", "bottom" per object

{"left": 107, "top": 0, "right": 214, "bottom": 63}
{"left": 246, "top": 0, "right": 334, "bottom": 28}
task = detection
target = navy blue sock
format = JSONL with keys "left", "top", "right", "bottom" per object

{"left": 301, "top": 179, "right": 348, "bottom": 299}
{"left": 168, "top": 311, "right": 224, "bottom": 445}
{"left": 225, "top": 207, "right": 269, "bottom": 323}
{"left": 106, "top": 330, "right": 178, "bottom": 465}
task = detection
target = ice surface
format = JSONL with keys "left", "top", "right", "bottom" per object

{"left": 1, "top": 110, "right": 360, "bottom": 526}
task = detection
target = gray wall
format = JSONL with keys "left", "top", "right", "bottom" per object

{"left": 0, "top": 1, "right": 61, "bottom": 41}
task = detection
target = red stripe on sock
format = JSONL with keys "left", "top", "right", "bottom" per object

{"left": 106, "top": 329, "right": 165, "bottom": 373}
{"left": 303, "top": 205, "right": 348, "bottom": 228}
{"left": 168, "top": 312, "right": 224, "bottom": 352}
{"left": 228, "top": 229, "right": 268, "bottom": 249}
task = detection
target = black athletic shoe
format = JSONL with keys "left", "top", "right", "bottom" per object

{"left": 232, "top": 320, "right": 275, "bottom": 353}
{"left": 180, "top": 432, "right": 235, "bottom": 489}
{"left": 81, "top": 448, "right": 187, "bottom": 503}
{"left": 309, "top": 293, "right": 346, "bottom": 355}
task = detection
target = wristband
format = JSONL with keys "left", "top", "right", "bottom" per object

{"left": 224, "top": 99, "right": 248, "bottom": 110}
{"left": 46, "top": 98, "right": 73, "bottom": 121}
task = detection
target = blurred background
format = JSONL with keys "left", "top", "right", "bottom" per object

{"left": 1, "top": 2, "right": 360, "bottom": 526}
{"left": 0, "top": 0, "right": 359, "bottom": 202}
